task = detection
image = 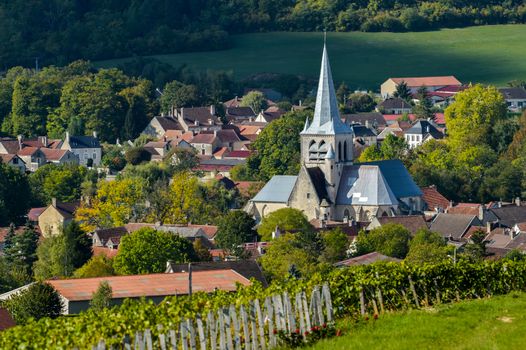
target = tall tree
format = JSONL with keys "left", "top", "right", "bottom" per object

{"left": 3, "top": 224, "right": 39, "bottom": 275}
{"left": 90, "top": 281, "right": 113, "bottom": 312}
{"left": 215, "top": 211, "right": 256, "bottom": 259}
{"left": 257, "top": 208, "right": 314, "bottom": 242}
{"left": 413, "top": 85, "right": 434, "bottom": 120}
{"left": 240, "top": 91, "right": 267, "bottom": 113}
{"left": 393, "top": 81, "right": 411, "bottom": 101}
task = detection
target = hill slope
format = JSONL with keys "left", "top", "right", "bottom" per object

{"left": 306, "top": 292, "right": 526, "bottom": 350}
{"left": 96, "top": 25, "right": 526, "bottom": 90}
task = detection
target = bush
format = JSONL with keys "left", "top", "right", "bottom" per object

{"left": 3, "top": 282, "right": 63, "bottom": 324}
{"left": 125, "top": 147, "right": 151, "bottom": 165}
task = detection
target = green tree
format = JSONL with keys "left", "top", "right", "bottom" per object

{"left": 3, "top": 282, "right": 63, "bottom": 324}
{"left": 167, "top": 172, "right": 204, "bottom": 224}
{"left": 320, "top": 228, "right": 349, "bottom": 263}
{"left": 257, "top": 208, "right": 314, "bottom": 242}
{"left": 167, "top": 148, "right": 199, "bottom": 173}
{"left": 405, "top": 228, "right": 449, "bottom": 264}
{"left": 29, "top": 164, "right": 89, "bottom": 205}
{"left": 193, "top": 238, "right": 212, "bottom": 262}
{"left": 74, "top": 255, "right": 115, "bottom": 278}
{"left": 393, "top": 81, "right": 411, "bottom": 101}
{"left": 463, "top": 229, "right": 487, "bottom": 261}
{"left": 336, "top": 82, "right": 350, "bottom": 106}
{"left": 358, "top": 134, "right": 408, "bottom": 162}
{"left": 413, "top": 86, "right": 434, "bottom": 120}
{"left": 216, "top": 211, "right": 256, "bottom": 259}
{"left": 125, "top": 147, "right": 151, "bottom": 165}
{"left": 240, "top": 91, "right": 267, "bottom": 113}
{"left": 260, "top": 233, "right": 321, "bottom": 281}
{"left": 113, "top": 227, "right": 196, "bottom": 275}
{"left": 349, "top": 93, "right": 376, "bottom": 112}
{"left": 356, "top": 223, "right": 411, "bottom": 258}
{"left": 247, "top": 111, "right": 308, "bottom": 181}
{"left": 0, "top": 162, "right": 31, "bottom": 225}
{"left": 90, "top": 281, "right": 113, "bottom": 312}
{"left": 160, "top": 81, "right": 200, "bottom": 113}
{"left": 3, "top": 224, "right": 39, "bottom": 275}
{"left": 101, "top": 144, "right": 127, "bottom": 173}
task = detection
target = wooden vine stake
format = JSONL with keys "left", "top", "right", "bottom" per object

{"left": 254, "top": 299, "right": 267, "bottom": 350}
{"left": 359, "top": 287, "right": 366, "bottom": 316}
{"left": 433, "top": 279, "right": 441, "bottom": 305}
{"left": 169, "top": 329, "right": 177, "bottom": 350}
{"left": 321, "top": 284, "right": 333, "bottom": 322}
{"left": 157, "top": 325, "right": 167, "bottom": 350}
{"left": 249, "top": 301, "right": 258, "bottom": 350}
{"left": 207, "top": 311, "right": 218, "bottom": 350}
{"left": 229, "top": 305, "right": 242, "bottom": 350}
{"left": 295, "top": 292, "right": 306, "bottom": 337}
{"left": 180, "top": 322, "right": 189, "bottom": 350}
{"left": 240, "top": 305, "right": 251, "bottom": 350}
{"left": 408, "top": 276, "right": 419, "bottom": 308}
{"left": 196, "top": 315, "right": 207, "bottom": 350}
{"left": 265, "top": 297, "right": 276, "bottom": 348}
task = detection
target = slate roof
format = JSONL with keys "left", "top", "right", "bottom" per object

{"left": 226, "top": 107, "right": 255, "bottom": 119}
{"left": 342, "top": 112, "right": 387, "bottom": 128}
{"left": 429, "top": 213, "right": 481, "bottom": 240}
{"left": 155, "top": 116, "right": 181, "bottom": 131}
{"left": 421, "top": 186, "right": 450, "bottom": 212}
{"left": 93, "top": 227, "right": 128, "bottom": 246}
{"left": 360, "top": 160, "right": 423, "bottom": 198}
{"left": 499, "top": 87, "right": 526, "bottom": 100}
{"left": 166, "top": 261, "right": 267, "bottom": 287}
{"left": 336, "top": 165, "right": 398, "bottom": 206}
{"left": 390, "top": 76, "right": 461, "bottom": 87}
{"left": 47, "top": 270, "right": 250, "bottom": 301}
{"left": 334, "top": 252, "right": 401, "bottom": 267}
{"left": 27, "top": 207, "right": 46, "bottom": 221}
{"left": 490, "top": 206, "right": 526, "bottom": 228}
{"left": 180, "top": 107, "right": 219, "bottom": 125}
{"left": 405, "top": 120, "right": 443, "bottom": 139}
{"left": 306, "top": 167, "right": 330, "bottom": 203}
{"left": 52, "top": 200, "right": 80, "bottom": 219}
{"left": 68, "top": 135, "right": 100, "bottom": 149}
{"left": 350, "top": 124, "right": 376, "bottom": 137}
{"left": 252, "top": 175, "right": 297, "bottom": 203}
{"left": 379, "top": 98, "right": 412, "bottom": 110}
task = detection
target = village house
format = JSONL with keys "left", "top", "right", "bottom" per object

{"left": 366, "top": 215, "right": 428, "bottom": 236}
{"left": 421, "top": 185, "right": 450, "bottom": 216}
{"left": 16, "top": 147, "right": 47, "bottom": 172}
{"left": 248, "top": 45, "right": 423, "bottom": 222}
{"left": 225, "top": 106, "right": 256, "bottom": 122}
{"left": 381, "top": 76, "right": 462, "bottom": 99}
{"left": 427, "top": 85, "right": 468, "bottom": 107}
{"left": 174, "top": 106, "right": 222, "bottom": 133}
{"left": 60, "top": 132, "right": 101, "bottom": 167}
{"left": 254, "top": 106, "right": 287, "bottom": 123}
{"left": 404, "top": 120, "right": 444, "bottom": 148}
{"left": 376, "top": 97, "right": 412, "bottom": 114}
{"left": 142, "top": 116, "right": 182, "bottom": 139}
{"left": 0, "top": 154, "right": 26, "bottom": 172}
{"left": 429, "top": 213, "right": 482, "bottom": 241}
{"left": 499, "top": 87, "right": 526, "bottom": 112}
{"left": 0, "top": 270, "right": 251, "bottom": 315}
{"left": 342, "top": 112, "right": 387, "bottom": 131}
{"left": 38, "top": 198, "right": 79, "bottom": 237}
{"left": 143, "top": 140, "right": 173, "bottom": 161}
{"left": 350, "top": 124, "right": 377, "bottom": 146}
{"left": 40, "top": 148, "right": 78, "bottom": 166}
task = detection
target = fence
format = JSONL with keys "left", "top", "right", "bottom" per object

{"left": 92, "top": 284, "right": 333, "bottom": 350}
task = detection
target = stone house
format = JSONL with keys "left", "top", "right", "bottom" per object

{"left": 0, "top": 154, "right": 26, "bottom": 172}
{"left": 381, "top": 76, "right": 461, "bottom": 99}
{"left": 17, "top": 147, "right": 46, "bottom": 172}
{"left": 404, "top": 120, "right": 444, "bottom": 149}
{"left": 60, "top": 132, "right": 101, "bottom": 166}
{"left": 38, "top": 198, "right": 79, "bottom": 237}
{"left": 499, "top": 87, "right": 526, "bottom": 112}
{"left": 175, "top": 106, "right": 222, "bottom": 133}
{"left": 376, "top": 98, "right": 412, "bottom": 114}
{"left": 141, "top": 116, "right": 182, "bottom": 139}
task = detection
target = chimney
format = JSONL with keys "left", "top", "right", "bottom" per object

{"left": 51, "top": 197, "right": 57, "bottom": 207}
{"left": 92, "top": 131, "right": 98, "bottom": 139}
{"left": 210, "top": 104, "right": 216, "bottom": 116}
{"left": 213, "top": 130, "right": 217, "bottom": 137}
{"left": 65, "top": 131, "right": 70, "bottom": 143}
{"left": 448, "top": 200, "right": 454, "bottom": 210}
{"left": 516, "top": 197, "right": 521, "bottom": 207}
{"left": 478, "top": 205, "right": 485, "bottom": 221}
{"left": 299, "top": 100, "right": 302, "bottom": 106}
{"left": 39, "top": 136, "right": 48, "bottom": 147}
{"left": 320, "top": 219, "right": 326, "bottom": 229}
{"left": 208, "top": 118, "right": 213, "bottom": 125}
{"left": 426, "top": 125, "right": 430, "bottom": 133}
{"left": 17, "top": 135, "right": 22, "bottom": 150}
{"left": 365, "top": 120, "right": 370, "bottom": 129}
{"left": 498, "top": 201, "right": 502, "bottom": 208}
{"left": 486, "top": 221, "right": 493, "bottom": 234}
{"left": 194, "top": 120, "right": 199, "bottom": 126}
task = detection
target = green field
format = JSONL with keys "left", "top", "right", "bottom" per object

{"left": 96, "top": 25, "right": 526, "bottom": 90}
{"left": 304, "top": 292, "right": 526, "bottom": 350}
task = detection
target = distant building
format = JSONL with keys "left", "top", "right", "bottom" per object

{"left": 377, "top": 98, "right": 412, "bottom": 114}
{"left": 342, "top": 112, "right": 387, "bottom": 131}
{"left": 404, "top": 120, "right": 444, "bottom": 148}
{"left": 38, "top": 198, "right": 79, "bottom": 237}
{"left": 174, "top": 106, "right": 222, "bottom": 133}
{"left": 366, "top": 215, "right": 428, "bottom": 236}
{"left": 499, "top": 87, "right": 526, "bottom": 112}
{"left": 60, "top": 132, "right": 101, "bottom": 166}
{"left": 0, "top": 154, "right": 26, "bottom": 172}
{"left": 381, "top": 76, "right": 461, "bottom": 99}
{"left": 141, "top": 116, "right": 182, "bottom": 139}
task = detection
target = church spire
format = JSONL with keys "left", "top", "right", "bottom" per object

{"left": 301, "top": 39, "right": 352, "bottom": 135}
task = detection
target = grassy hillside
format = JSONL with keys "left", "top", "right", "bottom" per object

{"left": 305, "top": 292, "right": 526, "bottom": 350}
{"left": 96, "top": 25, "right": 526, "bottom": 90}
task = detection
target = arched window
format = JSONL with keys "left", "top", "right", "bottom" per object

{"left": 343, "top": 208, "right": 350, "bottom": 219}
{"left": 338, "top": 142, "right": 342, "bottom": 162}
{"left": 308, "top": 140, "right": 317, "bottom": 160}
{"left": 344, "top": 141, "right": 348, "bottom": 161}
{"left": 318, "top": 140, "right": 327, "bottom": 158}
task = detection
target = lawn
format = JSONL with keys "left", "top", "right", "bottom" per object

{"left": 304, "top": 292, "right": 526, "bottom": 350}
{"left": 96, "top": 25, "right": 526, "bottom": 90}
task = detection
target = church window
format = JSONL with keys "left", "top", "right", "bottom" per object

{"left": 318, "top": 140, "right": 327, "bottom": 158}
{"left": 308, "top": 140, "right": 317, "bottom": 160}
{"left": 338, "top": 142, "right": 342, "bottom": 161}
{"left": 344, "top": 141, "right": 348, "bottom": 160}
{"left": 307, "top": 193, "right": 310, "bottom": 199}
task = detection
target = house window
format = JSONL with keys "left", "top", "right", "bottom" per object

{"left": 93, "top": 153, "right": 96, "bottom": 159}
{"left": 307, "top": 193, "right": 310, "bottom": 199}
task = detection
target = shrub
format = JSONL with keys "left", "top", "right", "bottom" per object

{"left": 3, "top": 282, "right": 63, "bottom": 324}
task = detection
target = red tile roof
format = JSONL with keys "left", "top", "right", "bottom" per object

{"left": 390, "top": 76, "right": 461, "bottom": 87}
{"left": 190, "top": 133, "right": 217, "bottom": 144}
{"left": 0, "top": 308, "right": 16, "bottom": 330}
{"left": 92, "top": 246, "right": 119, "bottom": 258}
{"left": 28, "top": 207, "right": 47, "bottom": 221}
{"left": 188, "top": 224, "right": 218, "bottom": 239}
{"left": 335, "top": 252, "right": 401, "bottom": 267}
{"left": 224, "top": 150, "right": 251, "bottom": 159}
{"left": 40, "top": 148, "right": 69, "bottom": 161}
{"left": 47, "top": 269, "right": 250, "bottom": 301}
{"left": 17, "top": 146, "right": 40, "bottom": 156}
{"left": 448, "top": 203, "right": 481, "bottom": 216}
{"left": 421, "top": 186, "right": 450, "bottom": 212}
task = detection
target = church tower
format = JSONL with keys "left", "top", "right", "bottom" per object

{"left": 300, "top": 42, "right": 354, "bottom": 209}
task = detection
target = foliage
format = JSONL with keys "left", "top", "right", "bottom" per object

{"left": 356, "top": 224, "right": 411, "bottom": 259}
{"left": 0, "top": 162, "right": 31, "bottom": 225}
{"left": 193, "top": 238, "right": 212, "bottom": 262}
{"left": 413, "top": 86, "right": 434, "bottom": 120}
{"left": 3, "top": 224, "right": 39, "bottom": 276}
{"left": 33, "top": 222, "right": 92, "bottom": 280}
{"left": 358, "top": 134, "right": 408, "bottom": 163}
{"left": 240, "top": 91, "right": 267, "bottom": 114}
{"left": 101, "top": 144, "right": 127, "bottom": 173}
{"left": 160, "top": 81, "right": 200, "bottom": 113}
{"left": 4, "top": 259, "right": 526, "bottom": 348}
{"left": 75, "top": 178, "right": 146, "bottom": 231}
{"left": 167, "top": 148, "right": 199, "bottom": 173}
{"left": 405, "top": 228, "right": 450, "bottom": 264}
{"left": 0, "top": 256, "right": 31, "bottom": 294}
{"left": 113, "top": 228, "right": 196, "bottom": 275}
{"left": 90, "top": 281, "right": 113, "bottom": 312}
{"left": 215, "top": 211, "right": 256, "bottom": 259}
{"left": 320, "top": 228, "right": 350, "bottom": 264}
{"left": 125, "top": 147, "right": 151, "bottom": 165}
{"left": 2, "top": 282, "right": 63, "bottom": 325}
{"left": 348, "top": 93, "right": 376, "bottom": 113}
{"left": 167, "top": 172, "right": 205, "bottom": 225}
{"left": 245, "top": 110, "right": 308, "bottom": 181}
{"left": 257, "top": 208, "right": 314, "bottom": 242}
{"left": 393, "top": 81, "right": 411, "bottom": 101}
{"left": 74, "top": 255, "right": 115, "bottom": 279}
{"left": 463, "top": 229, "right": 488, "bottom": 261}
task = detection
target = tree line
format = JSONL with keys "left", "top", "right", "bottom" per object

{"left": 0, "top": 1, "right": 524, "bottom": 69}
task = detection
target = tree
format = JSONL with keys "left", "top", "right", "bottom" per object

{"left": 413, "top": 86, "right": 434, "bottom": 120}
{"left": 3, "top": 282, "right": 63, "bottom": 324}
{"left": 247, "top": 111, "right": 308, "bottom": 181}
{"left": 0, "top": 162, "right": 31, "bottom": 225}
{"left": 445, "top": 84, "right": 507, "bottom": 149}
{"left": 160, "top": 81, "right": 200, "bottom": 113}
{"left": 356, "top": 224, "right": 411, "bottom": 258}
{"left": 74, "top": 255, "right": 115, "bottom": 278}
{"left": 216, "top": 211, "right": 256, "bottom": 259}
{"left": 33, "top": 222, "right": 92, "bottom": 279}
{"left": 113, "top": 228, "right": 196, "bottom": 275}
{"left": 167, "top": 172, "right": 204, "bottom": 224}
{"left": 348, "top": 93, "right": 376, "bottom": 112}
{"left": 167, "top": 148, "right": 198, "bottom": 173}
{"left": 258, "top": 208, "right": 313, "bottom": 241}
{"left": 260, "top": 234, "right": 320, "bottom": 281}
{"left": 358, "top": 134, "right": 408, "bottom": 162}
{"left": 320, "top": 228, "right": 349, "bottom": 263}
{"left": 3, "top": 224, "right": 39, "bottom": 275}
{"left": 240, "top": 91, "right": 267, "bottom": 113}
{"left": 193, "top": 238, "right": 212, "bottom": 262}
{"left": 29, "top": 164, "right": 89, "bottom": 205}
{"left": 463, "top": 229, "right": 487, "bottom": 261}
{"left": 336, "top": 82, "right": 350, "bottom": 106}
{"left": 405, "top": 228, "right": 450, "bottom": 264}
{"left": 90, "top": 281, "right": 113, "bottom": 312}
{"left": 125, "top": 147, "right": 151, "bottom": 165}
{"left": 101, "top": 144, "right": 127, "bottom": 173}
{"left": 393, "top": 81, "right": 411, "bottom": 101}
{"left": 75, "top": 178, "right": 145, "bottom": 231}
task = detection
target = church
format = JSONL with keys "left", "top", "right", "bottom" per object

{"left": 247, "top": 44, "right": 423, "bottom": 222}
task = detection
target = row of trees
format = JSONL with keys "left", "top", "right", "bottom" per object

{"left": 1, "top": 1, "right": 524, "bottom": 68}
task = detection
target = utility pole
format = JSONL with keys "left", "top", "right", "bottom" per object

{"left": 188, "top": 262, "right": 192, "bottom": 299}
{"left": 35, "top": 57, "right": 39, "bottom": 72}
